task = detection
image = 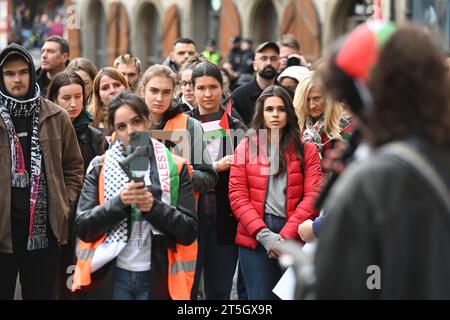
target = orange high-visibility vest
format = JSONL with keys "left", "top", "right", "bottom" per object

{"left": 72, "top": 150, "right": 198, "bottom": 300}
{"left": 164, "top": 113, "right": 189, "bottom": 131}
{"left": 163, "top": 113, "right": 200, "bottom": 203}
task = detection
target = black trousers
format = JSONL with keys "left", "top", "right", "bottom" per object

{"left": 190, "top": 193, "right": 238, "bottom": 300}
{"left": 0, "top": 220, "right": 59, "bottom": 300}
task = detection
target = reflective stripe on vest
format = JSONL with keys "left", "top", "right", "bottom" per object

{"left": 72, "top": 152, "right": 198, "bottom": 300}
{"left": 168, "top": 155, "right": 198, "bottom": 300}
{"left": 71, "top": 155, "right": 107, "bottom": 292}
{"left": 164, "top": 113, "right": 199, "bottom": 203}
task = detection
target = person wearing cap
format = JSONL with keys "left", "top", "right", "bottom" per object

{"left": 36, "top": 35, "right": 70, "bottom": 96}
{"left": 0, "top": 43, "right": 84, "bottom": 299}
{"left": 311, "top": 22, "right": 450, "bottom": 299}
{"left": 277, "top": 65, "right": 310, "bottom": 95}
{"left": 230, "top": 41, "right": 281, "bottom": 126}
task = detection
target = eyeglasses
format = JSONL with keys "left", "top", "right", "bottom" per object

{"left": 180, "top": 81, "right": 193, "bottom": 88}
{"left": 257, "top": 55, "right": 280, "bottom": 63}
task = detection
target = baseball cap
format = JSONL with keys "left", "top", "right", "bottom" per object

{"left": 0, "top": 50, "right": 30, "bottom": 67}
{"left": 255, "top": 42, "right": 280, "bottom": 54}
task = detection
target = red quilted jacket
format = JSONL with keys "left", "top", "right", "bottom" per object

{"left": 229, "top": 137, "right": 323, "bottom": 249}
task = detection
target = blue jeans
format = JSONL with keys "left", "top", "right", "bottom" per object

{"left": 239, "top": 214, "right": 284, "bottom": 300}
{"left": 113, "top": 267, "right": 151, "bottom": 300}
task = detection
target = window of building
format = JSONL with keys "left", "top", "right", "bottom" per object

{"left": 411, "top": 0, "right": 449, "bottom": 51}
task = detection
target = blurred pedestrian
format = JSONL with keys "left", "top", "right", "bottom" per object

{"left": 315, "top": 21, "right": 450, "bottom": 299}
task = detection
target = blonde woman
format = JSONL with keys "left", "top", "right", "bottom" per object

{"left": 293, "top": 71, "right": 352, "bottom": 155}
{"left": 88, "top": 67, "right": 129, "bottom": 132}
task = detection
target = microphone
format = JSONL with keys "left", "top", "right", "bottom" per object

{"left": 314, "top": 129, "right": 361, "bottom": 209}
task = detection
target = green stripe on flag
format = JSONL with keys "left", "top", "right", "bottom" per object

{"left": 165, "top": 148, "right": 179, "bottom": 207}
{"left": 203, "top": 128, "right": 228, "bottom": 141}
{"left": 341, "top": 132, "right": 352, "bottom": 140}
{"left": 376, "top": 22, "right": 397, "bottom": 47}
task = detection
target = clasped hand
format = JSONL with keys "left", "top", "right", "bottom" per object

{"left": 120, "top": 181, "right": 153, "bottom": 213}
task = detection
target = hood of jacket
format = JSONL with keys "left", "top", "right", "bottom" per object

{"left": 0, "top": 43, "right": 38, "bottom": 99}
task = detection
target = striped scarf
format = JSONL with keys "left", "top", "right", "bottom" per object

{"left": 0, "top": 84, "right": 49, "bottom": 250}
{"left": 302, "top": 115, "right": 325, "bottom": 153}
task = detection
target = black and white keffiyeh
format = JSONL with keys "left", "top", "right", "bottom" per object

{"left": 0, "top": 84, "right": 49, "bottom": 250}
{"left": 102, "top": 140, "right": 129, "bottom": 244}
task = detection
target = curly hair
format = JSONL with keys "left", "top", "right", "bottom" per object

{"left": 320, "top": 23, "right": 450, "bottom": 147}
{"left": 368, "top": 24, "right": 450, "bottom": 147}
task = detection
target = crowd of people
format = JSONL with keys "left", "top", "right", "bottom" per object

{"left": 1, "top": 18, "right": 450, "bottom": 300}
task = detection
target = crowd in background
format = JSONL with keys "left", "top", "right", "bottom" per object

{"left": 1, "top": 17, "right": 450, "bottom": 300}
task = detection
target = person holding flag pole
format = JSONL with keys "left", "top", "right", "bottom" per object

{"left": 187, "top": 61, "right": 247, "bottom": 299}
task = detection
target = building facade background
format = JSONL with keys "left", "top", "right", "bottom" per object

{"left": 7, "top": 0, "right": 450, "bottom": 68}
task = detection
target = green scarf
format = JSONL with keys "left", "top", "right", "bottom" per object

{"left": 73, "top": 106, "right": 94, "bottom": 135}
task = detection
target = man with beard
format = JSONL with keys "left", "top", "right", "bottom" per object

{"left": 231, "top": 42, "right": 280, "bottom": 126}
{"left": 0, "top": 43, "right": 84, "bottom": 299}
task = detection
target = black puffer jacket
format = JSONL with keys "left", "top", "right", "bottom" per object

{"left": 74, "top": 139, "right": 197, "bottom": 299}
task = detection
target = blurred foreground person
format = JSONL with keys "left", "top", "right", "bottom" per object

{"left": 314, "top": 21, "right": 450, "bottom": 299}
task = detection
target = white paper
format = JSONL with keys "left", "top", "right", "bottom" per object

{"left": 273, "top": 240, "right": 317, "bottom": 300}
{"left": 273, "top": 265, "right": 296, "bottom": 300}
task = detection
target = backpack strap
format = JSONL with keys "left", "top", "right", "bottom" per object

{"left": 381, "top": 142, "right": 450, "bottom": 214}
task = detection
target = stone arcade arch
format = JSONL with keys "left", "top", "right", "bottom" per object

{"left": 251, "top": 0, "right": 278, "bottom": 45}
{"left": 332, "top": 0, "right": 375, "bottom": 39}
{"left": 162, "top": 4, "right": 180, "bottom": 58}
{"left": 83, "top": 0, "right": 107, "bottom": 68}
{"left": 107, "top": 2, "right": 129, "bottom": 67}
{"left": 191, "top": 0, "right": 220, "bottom": 52}
{"left": 219, "top": 0, "right": 241, "bottom": 57}
{"left": 279, "top": 0, "right": 321, "bottom": 62}
{"left": 136, "top": 2, "right": 161, "bottom": 68}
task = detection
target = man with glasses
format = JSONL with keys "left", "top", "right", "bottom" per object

{"left": 230, "top": 42, "right": 280, "bottom": 126}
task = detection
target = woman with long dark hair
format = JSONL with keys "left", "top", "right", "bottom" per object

{"left": 229, "top": 85, "right": 323, "bottom": 299}
{"left": 187, "top": 61, "right": 247, "bottom": 299}
{"left": 47, "top": 70, "right": 107, "bottom": 172}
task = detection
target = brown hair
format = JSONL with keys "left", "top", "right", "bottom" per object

{"left": 320, "top": 23, "right": 450, "bottom": 147}
{"left": 369, "top": 24, "right": 450, "bottom": 146}
{"left": 88, "top": 67, "right": 129, "bottom": 129}
{"left": 250, "top": 85, "right": 303, "bottom": 176}
{"left": 47, "top": 70, "right": 86, "bottom": 107}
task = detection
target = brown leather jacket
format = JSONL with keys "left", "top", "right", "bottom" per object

{"left": 0, "top": 98, "right": 84, "bottom": 253}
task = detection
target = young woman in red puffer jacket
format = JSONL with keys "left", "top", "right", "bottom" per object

{"left": 229, "top": 85, "right": 323, "bottom": 300}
